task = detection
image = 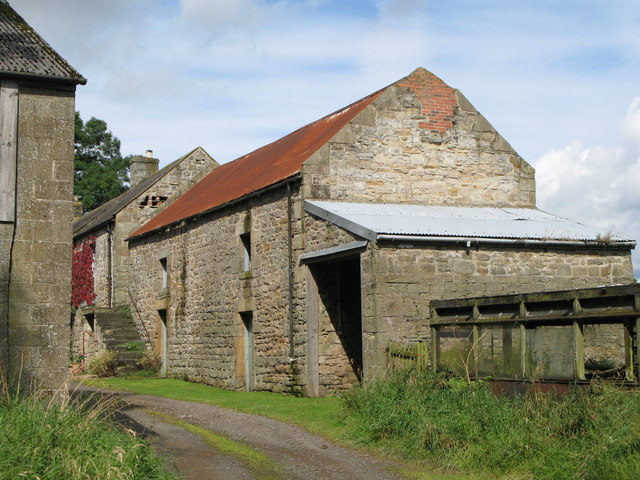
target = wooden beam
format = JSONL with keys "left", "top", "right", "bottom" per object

{"left": 520, "top": 324, "right": 528, "bottom": 378}
{"left": 624, "top": 320, "right": 635, "bottom": 382}
{"left": 0, "top": 79, "right": 18, "bottom": 222}
{"left": 573, "top": 321, "right": 585, "bottom": 380}
{"left": 430, "top": 326, "right": 438, "bottom": 372}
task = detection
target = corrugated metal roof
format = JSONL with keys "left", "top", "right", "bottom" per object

{"left": 130, "top": 89, "right": 383, "bottom": 239}
{"left": 74, "top": 147, "right": 215, "bottom": 239}
{"left": 304, "top": 201, "right": 635, "bottom": 243}
{"left": 0, "top": 2, "right": 85, "bottom": 84}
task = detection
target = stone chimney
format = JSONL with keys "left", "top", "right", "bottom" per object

{"left": 129, "top": 149, "right": 159, "bottom": 187}
{"left": 72, "top": 195, "right": 84, "bottom": 221}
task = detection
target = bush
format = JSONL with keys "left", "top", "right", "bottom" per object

{"left": 87, "top": 350, "right": 118, "bottom": 378}
{"left": 342, "top": 370, "right": 640, "bottom": 479}
{"left": 136, "top": 350, "right": 162, "bottom": 373}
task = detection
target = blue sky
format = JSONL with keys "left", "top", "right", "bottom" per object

{"left": 12, "top": 0, "right": 640, "bottom": 275}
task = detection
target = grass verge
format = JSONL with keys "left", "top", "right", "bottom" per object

{"left": 83, "top": 377, "right": 347, "bottom": 440}
{"left": 0, "top": 385, "right": 176, "bottom": 480}
{"left": 145, "top": 409, "right": 281, "bottom": 480}
{"left": 343, "top": 370, "right": 640, "bottom": 480}
{"left": 85, "top": 372, "right": 640, "bottom": 479}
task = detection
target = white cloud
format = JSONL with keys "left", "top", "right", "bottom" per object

{"left": 534, "top": 97, "right": 640, "bottom": 277}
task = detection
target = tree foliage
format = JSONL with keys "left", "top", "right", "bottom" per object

{"left": 74, "top": 112, "right": 130, "bottom": 212}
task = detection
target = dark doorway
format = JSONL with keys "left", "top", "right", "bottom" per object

{"left": 311, "top": 256, "right": 363, "bottom": 383}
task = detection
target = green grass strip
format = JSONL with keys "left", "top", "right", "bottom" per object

{"left": 83, "top": 377, "right": 348, "bottom": 440}
{"left": 144, "top": 409, "right": 281, "bottom": 480}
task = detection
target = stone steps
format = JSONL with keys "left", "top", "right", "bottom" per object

{"left": 94, "top": 308, "right": 144, "bottom": 368}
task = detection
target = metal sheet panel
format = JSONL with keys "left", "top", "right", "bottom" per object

{"left": 305, "top": 201, "right": 634, "bottom": 242}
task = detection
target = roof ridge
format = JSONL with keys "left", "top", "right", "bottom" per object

{"left": 0, "top": 2, "right": 86, "bottom": 84}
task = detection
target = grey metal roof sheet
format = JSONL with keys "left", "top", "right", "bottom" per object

{"left": 0, "top": 2, "right": 85, "bottom": 84}
{"left": 304, "top": 201, "right": 634, "bottom": 243}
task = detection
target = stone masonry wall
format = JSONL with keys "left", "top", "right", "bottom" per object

{"left": 6, "top": 86, "right": 75, "bottom": 388}
{"left": 128, "top": 184, "right": 308, "bottom": 392}
{"left": 362, "top": 243, "right": 635, "bottom": 377}
{"left": 302, "top": 69, "right": 535, "bottom": 208}
{"left": 111, "top": 148, "right": 217, "bottom": 307}
{"left": 0, "top": 224, "right": 12, "bottom": 371}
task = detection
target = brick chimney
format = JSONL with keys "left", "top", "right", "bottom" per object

{"left": 129, "top": 150, "right": 159, "bottom": 187}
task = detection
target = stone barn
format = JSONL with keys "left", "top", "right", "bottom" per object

{"left": 0, "top": 1, "right": 85, "bottom": 389}
{"left": 72, "top": 147, "right": 218, "bottom": 366}
{"left": 126, "top": 68, "right": 635, "bottom": 396}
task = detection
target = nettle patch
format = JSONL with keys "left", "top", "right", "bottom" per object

{"left": 72, "top": 236, "right": 96, "bottom": 308}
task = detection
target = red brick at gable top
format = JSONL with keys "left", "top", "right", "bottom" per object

{"left": 397, "top": 67, "right": 458, "bottom": 134}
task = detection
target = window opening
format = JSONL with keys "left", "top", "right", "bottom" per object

{"left": 160, "top": 257, "right": 168, "bottom": 289}
{"left": 240, "top": 233, "right": 251, "bottom": 272}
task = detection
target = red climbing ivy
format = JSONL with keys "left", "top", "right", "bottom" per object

{"left": 72, "top": 236, "right": 96, "bottom": 309}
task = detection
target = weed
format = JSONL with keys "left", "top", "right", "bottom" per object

{"left": 0, "top": 377, "right": 175, "bottom": 479}
{"left": 87, "top": 350, "right": 118, "bottom": 377}
{"left": 122, "top": 341, "right": 146, "bottom": 353}
{"left": 136, "top": 350, "right": 162, "bottom": 373}
{"left": 343, "top": 370, "right": 640, "bottom": 480}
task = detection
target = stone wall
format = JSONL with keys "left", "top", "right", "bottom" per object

{"left": 129, "top": 183, "right": 307, "bottom": 392}
{"left": 111, "top": 148, "right": 217, "bottom": 307}
{"left": 302, "top": 70, "right": 535, "bottom": 208}
{"left": 0, "top": 224, "right": 13, "bottom": 370}
{"left": 362, "top": 243, "right": 635, "bottom": 377}
{"left": 4, "top": 85, "right": 75, "bottom": 388}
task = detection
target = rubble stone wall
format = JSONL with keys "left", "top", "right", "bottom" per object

{"left": 129, "top": 184, "right": 310, "bottom": 392}
{"left": 362, "top": 243, "right": 635, "bottom": 377}
{"left": 302, "top": 70, "right": 535, "bottom": 208}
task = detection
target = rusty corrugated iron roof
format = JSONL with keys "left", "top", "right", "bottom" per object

{"left": 130, "top": 89, "right": 383, "bottom": 238}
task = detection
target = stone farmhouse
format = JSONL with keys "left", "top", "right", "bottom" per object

{"left": 0, "top": 1, "right": 85, "bottom": 389}
{"left": 72, "top": 147, "right": 218, "bottom": 364}
{"left": 122, "top": 68, "right": 635, "bottom": 396}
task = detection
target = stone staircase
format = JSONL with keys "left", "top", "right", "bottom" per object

{"left": 94, "top": 308, "right": 143, "bottom": 370}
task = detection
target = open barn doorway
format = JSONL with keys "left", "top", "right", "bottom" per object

{"left": 307, "top": 256, "right": 362, "bottom": 395}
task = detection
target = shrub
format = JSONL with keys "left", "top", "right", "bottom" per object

{"left": 87, "top": 350, "right": 118, "bottom": 378}
{"left": 136, "top": 350, "right": 162, "bottom": 373}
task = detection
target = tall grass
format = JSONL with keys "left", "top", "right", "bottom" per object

{"left": 0, "top": 380, "right": 175, "bottom": 480}
{"left": 343, "top": 370, "right": 640, "bottom": 480}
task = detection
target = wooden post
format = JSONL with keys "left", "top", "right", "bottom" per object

{"left": 624, "top": 320, "right": 635, "bottom": 382}
{"left": 430, "top": 326, "right": 438, "bottom": 372}
{"left": 573, "top": 321, "right": 585, "bottom": 380}
{"left": 416, "top": 342, "right": 428, "bottom": 372}
{"left": 472, "top": 324, "right": 479, "bottom": 377}
{"left": 520, "top": 324, "right": 528, "bottom": 378}
{"left": 636, "top": 318, "right": 640, "bottom": 382}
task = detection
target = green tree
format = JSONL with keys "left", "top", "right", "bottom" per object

{"left": 74, "top": 112, "right": 130, "bottom": 212}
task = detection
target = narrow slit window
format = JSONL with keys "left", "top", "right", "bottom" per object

{"left": 160, "top": 257, "right": 168, "bottom": 289}
{"left": 240, "top": 233, "right": 251, "bottom": 272}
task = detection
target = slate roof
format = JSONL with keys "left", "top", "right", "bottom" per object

{"left": 304, "top": 201, "right": 636, "bottom": 245}
{"left": 130, "top": 89, "right": 383, "bottom": 239}
{"left": 74, "top": 147, "right": 210, "bottom": 239}
{"left": 0, "top": 1, "right": 85, "bottom": 84}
